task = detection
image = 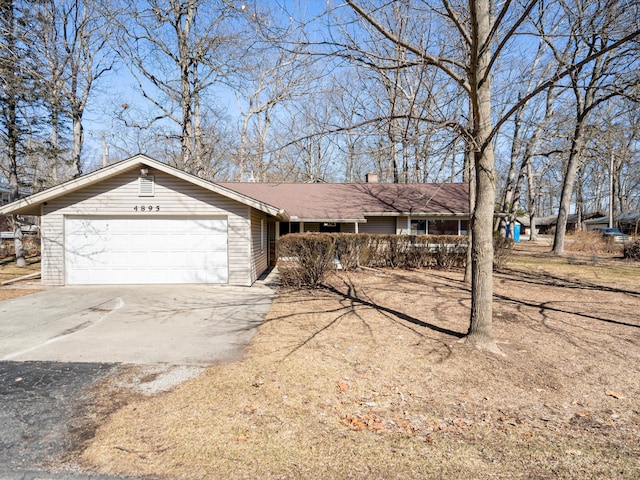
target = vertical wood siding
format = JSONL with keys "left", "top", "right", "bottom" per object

{"left": 41, "top": 166, "right": 255, "bottom": 285}
{"left": 339, "top": 223, "right": 357, "bottom": 233}
{"left": 360, "top": 216, "right": 396, "bottom": 234}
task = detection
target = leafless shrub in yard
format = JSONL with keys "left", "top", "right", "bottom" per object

{"left": 431, "top": 237, "right": 467, "bottom": 269}
{"left": 624, "top": 239, "right": 640, "bottom": 260}
{"left": 493, "top": 236, "right": 514, "bottom": 269}
{"left": 565, "top": 231, "right": 621, "bottom": 255}
{"left": 333, "top": 234, "right": 377, "bottom": 270}
{"left": 277, "top": 234, "right": 336, "bottom": 288}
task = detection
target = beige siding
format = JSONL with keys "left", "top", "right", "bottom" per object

{"left": 340, "top": 223, "right": 357, "bottom": 233}
{"left": 360, "top": 216, "right": 396, "bottom": 234}
{"left": 249, "top": 208, "right": 268, "bottom": 283}
{"left": 41, "top": 166, "right": 254, "bottom": 286}
{"left": 396, "top": 216, "right": 409, "bottom": 234}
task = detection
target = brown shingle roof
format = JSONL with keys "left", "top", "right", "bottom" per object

{"left": 218, "top": 182, "right": 469, "bottom": 221}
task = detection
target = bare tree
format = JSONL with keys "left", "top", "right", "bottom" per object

{"left": 34, "top": 0, "right": 114, "bottom": 178}
{"left": 342, "top": 0, "right": 639, "bottom": 350}
{"left": 236, "top": 47, "right": 311, "bottom": 181}
{"left": 335, "top": 1, "right": 457, "bottom": 184}
{"left": 110, "top": 0, "right": 243, "bottom": 175}
{"left": 0, "top": 0, "right": 40, "bottom": 267}
{"left": 549, "top": 0, "right": 638, "bottom": 254}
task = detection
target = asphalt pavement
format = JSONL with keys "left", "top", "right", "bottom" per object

{"left": 0, "top": 279, "right": 278, "bottom": 479}
{"left": 0, "top": 361, "right": 151, "bottom": 480}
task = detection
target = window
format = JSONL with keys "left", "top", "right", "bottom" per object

{"left": 279, "top": 222, "right": 301, "bottom": 236}
{"left": 410, "top": 219, "right": 427, "bottom": 235}
{"left": 320, "top": 222, "right": 340, "bottom": 233}
{"left": 138, "top": 176, "right": 155, "bottom": 197}
{"left": 428, "top": 219, "right": 460, "bottom": 235}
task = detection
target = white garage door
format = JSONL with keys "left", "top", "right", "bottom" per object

{"left": 65, "top": 217, "right": 228, "bottom": 284}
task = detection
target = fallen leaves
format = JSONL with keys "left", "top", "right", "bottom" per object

{"left": 605, "top": 389, "right": 623, "bottom": 399}
{"left": 341, "top": 413, "right": 385, "bottom": 432}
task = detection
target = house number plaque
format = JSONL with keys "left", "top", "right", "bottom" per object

{"left": 133, "top": 205, "right": 160, "bottom": 212}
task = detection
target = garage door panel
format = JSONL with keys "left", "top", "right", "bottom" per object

{"left": 65, "top": 217, "right": 228, "bottom": 284}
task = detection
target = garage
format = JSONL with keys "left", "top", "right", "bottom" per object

{"left": 0, "top": 155, "right": 280, "bottom": 286}
{"left": 65, "top": 216, "right": 228, "bottom": 284}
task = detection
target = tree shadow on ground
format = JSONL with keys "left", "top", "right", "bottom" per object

{"left": 392, "top": 269, "right": 640, "bottom": 331}
{"left": 496, "top": 266, "right": 640, "bottom": 298}
{"left": 321, "top": 279, "right": 466, "bottom": 339}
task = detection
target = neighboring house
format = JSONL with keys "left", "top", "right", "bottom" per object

{"left": 619, "top": 213, "right": 640, "bottom": 235}
{"left": 0, "top": 220, "right": 38, "bottom": 239}
{"left": 584, "top": 216, "right": 610, "bottom": 232}
{"left": 533, "top": 212, "right": 605, "bottom": 235}
{"left": 0, "top": 154, "right": 469, "bottom": 286}
{"left": 586, "top": 213, "right": 640, "bottom": 235}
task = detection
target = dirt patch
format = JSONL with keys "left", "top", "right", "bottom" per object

{"left": 77, "top": 242, "right": 640, "bottom": 479}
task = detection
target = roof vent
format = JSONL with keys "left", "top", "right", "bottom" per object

{"left": 138, "top": 175, "right": 155, "bottom": 197}
{"left": 365, "top": 173, "right": 378, "bottom": 183}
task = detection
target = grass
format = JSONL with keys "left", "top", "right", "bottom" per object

{"left": 77, "top": 242, "right": 640, "bottom": 479}
{"left": 0, "top": 256, "right": 42, "bottom": 300}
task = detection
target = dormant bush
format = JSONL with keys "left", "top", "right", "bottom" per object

{"left": 624, "top": 240, "right": 640, "bottom": 261}
{"left": 277, "top": 234, "right": 336, "bottom": 288}
{"left": 493, "top": 236, "right": 515, "bottom": 269}
{"left": 277, "top": 233, "right": 467, "bottom": 287}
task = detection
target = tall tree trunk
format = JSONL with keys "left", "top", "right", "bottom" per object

{"left": 575, "top": 166, "right": 584, "bottom": 230}
{"left": 495, "top": 108, "right": 523, "bottom": 233}
{"left": 50, "top": 96, "right": 61, "bottom": 183}
{"left": 193, "top": 64, "right": 204, "bottom": 176}
{"left": 71, "top": 115, "right": 83, "bottom": 177}
{"left": 466, "top": 0, "right": 498, "bottom": 352}
{"left": 3, "top": 0, "right": 25, "bottom": 267}
{"left": 552, "top": 121, "right": 585, "bottom": 254}
{"left": 464, "top": 136, "right": 474, "bottom": 284}
{"left": 177, "top": 1, "right": 195, "bottom": 172}
{"left": 526, "top": 161, "right": 538, "bottom": 241}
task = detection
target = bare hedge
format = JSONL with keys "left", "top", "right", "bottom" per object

{"left": 277, "top": 233, "right": 468, "bottom": 287}
{"left": 624, "top": 240, "right": 640, "bottom": 261}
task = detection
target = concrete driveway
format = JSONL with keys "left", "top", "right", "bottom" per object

{"left": 0, "top": 284, "right": 275, "bottom": 365}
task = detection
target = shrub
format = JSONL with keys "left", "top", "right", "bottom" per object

{"left": 277, "top": 233, "right": 468, "bottom": 288}
{"left": 493, "top": 236, "right": 514, "bottom": 269}
{"left": 624, "top": 240, "right": 640, "bottom": 261}
{"left": 333, "top": 233, "right": 376, "bottom": 270}
{"left": 565, "top": 230, "right": 621, "bottom": 254}
{"left": 277, "top": 234, "right": 336, "bottom": 288}
{"left": 431, "top": 237, "right": 467, "bottom": 269}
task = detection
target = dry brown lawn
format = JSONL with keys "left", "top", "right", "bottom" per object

{"left": 0, "top": 257, "right": 42, "bottom": 300}
{"left": 72, "top": 242, "right": 640, "bottom": 479}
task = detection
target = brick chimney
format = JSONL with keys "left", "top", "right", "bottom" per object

{"left": 365, "top": 173, "right": 378, "bottom": 183}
